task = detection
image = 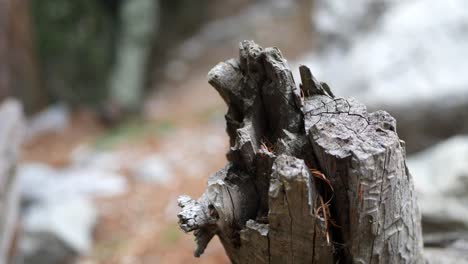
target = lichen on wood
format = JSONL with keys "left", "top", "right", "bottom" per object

{"left": 177, "top": 41, "right": 423, "bottom": 263}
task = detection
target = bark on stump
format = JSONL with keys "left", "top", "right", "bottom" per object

{"left": 177, "top": 41, "right": 423, "bottom": 264}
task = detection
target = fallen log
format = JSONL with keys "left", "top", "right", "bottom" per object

{"left": 0, "top": 99, "right": 24, "bottom": 264}
{"left": 382, "top": 99, "right": 468, "bottom": 154}
{"left": 177, "top": 41, "right": 423, "bottom": 263}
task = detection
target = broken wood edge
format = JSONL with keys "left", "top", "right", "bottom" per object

{"left": 304, "top": 95, "right": 423, "bottom": 263}
{"left": 177, "top": 41, "right": 424, "bottom": 264}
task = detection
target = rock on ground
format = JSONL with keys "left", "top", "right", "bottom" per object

{"left": 408, "top": 136, "right": 468, "bottom": 233}
{"left": 14, "top": 198, "right": 96, "bottom": 264}
{"left": 24, "top": 104, "right": 69, "bottom": 141}
{"left": 424, "top": 247, "right": 468, "bottom": 264}
{"left": 15, "top": 162, "right": 127, "bottom": 264}
{"left": 131, "top": 154, "right": 172, "bottom": 185}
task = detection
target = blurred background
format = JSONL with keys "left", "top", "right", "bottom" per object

{"left": 0, "top": 0, "right": 467, "bottom": 263}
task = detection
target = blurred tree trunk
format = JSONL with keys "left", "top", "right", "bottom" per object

{"left": 0, "top": 0, "right": 43, "bottom": 114}
{"left": 0, "top": 0, "right": 12, "bottom": 100}
{"left": 108, "top": 0, "right": 159, "bottom": 112}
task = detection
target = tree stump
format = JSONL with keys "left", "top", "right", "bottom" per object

{"left": 0, "top": 99, "right": 24, "bottom": 264}
{"left": 177, "top": 41, "right": 423, "bottom": 263}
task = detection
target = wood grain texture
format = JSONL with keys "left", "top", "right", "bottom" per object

{"left": 177, "top": 41, "right": 423, "bottom": 263}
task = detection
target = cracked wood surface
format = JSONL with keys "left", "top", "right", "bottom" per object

{"left": 304, "top": 95, "right": 423, "bottom": 263}
{"left": 177, "top": 41, "right": 423, "bottom": 263}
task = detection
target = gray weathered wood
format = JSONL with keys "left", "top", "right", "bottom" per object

{"left": 0, "top": 99, "right": 24, "bottom": 264}
{"left": 177, "top": 41, "right": 423, "bottom": 263}
{"left": 303, "top": 83, "right": 423, "bottom": 263}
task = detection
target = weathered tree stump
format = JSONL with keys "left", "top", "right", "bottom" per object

{"left": 0, "top": 99, "right": 24, "bottom": 264}
{"left": 177, "top": 41, "right": 423, "bottom": 263}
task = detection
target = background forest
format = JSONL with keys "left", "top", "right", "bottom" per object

{"left": 1, "top": 0, "right": 468, "bottom": 263}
